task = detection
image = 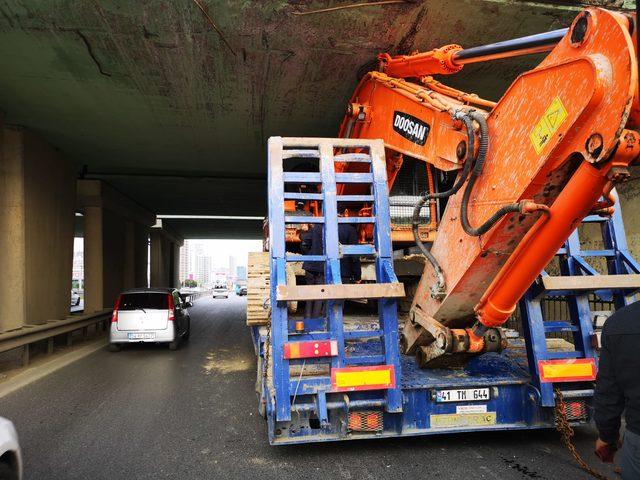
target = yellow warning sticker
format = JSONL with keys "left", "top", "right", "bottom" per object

{"left": 529, "top": 96, "right": 568, "bottom": 154}
{"left": 430, "top": 412, "right": 497, "bottom": 428}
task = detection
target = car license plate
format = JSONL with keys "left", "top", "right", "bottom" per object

{"left": 128, "top": 332, "right": 155, "bottom": 340}
{"left": 436, "top": 387, "right": 490, "bottom": 402}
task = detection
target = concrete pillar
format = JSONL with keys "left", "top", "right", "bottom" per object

{"left": 150, "top": 222, "right": 183, "bottom": 288}
{"left": 0, "top": 127, "right": 75, "bottom": 332}
{"left": 171, "top": 242, "right": 180, "bottom": 288}
{"left": 150, "top": 229, "right": 168, "bottom": 287}
{"left": 83, "top": 206, "right": 104, "bottom": 313}
{"left": 134, "top": 224, "right": 149, "bottom": 288}
{"left": 78, "top": 180, "right": 155, "bottom": 311}
{"left": 123, "top": 220, "right": 136, "bottom": 290}
{"left": 0, "top": 127, "right": 27, "bottom": 332}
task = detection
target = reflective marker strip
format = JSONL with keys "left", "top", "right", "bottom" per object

{"left": 538, "top": 358, "right": 596, "bottom": 383}
{"left": 283, "top": 340, "right": 338, "bottom": 359}
{"left": 331, "top": 365, "right": 395, "bottom": 392}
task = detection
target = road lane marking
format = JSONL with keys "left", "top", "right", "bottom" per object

{"left": 0, "top": 338, "right": 107, "bottom": 399}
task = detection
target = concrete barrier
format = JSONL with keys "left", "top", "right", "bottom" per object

{"left": 0, "top": 310, "right": 111, "bottom": 366}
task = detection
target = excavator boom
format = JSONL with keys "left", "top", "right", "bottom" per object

{"left": 340, "top": 7, "right": 640, "bottom": 365}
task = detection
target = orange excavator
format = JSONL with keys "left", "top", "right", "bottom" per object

{"left": 331, "top": 7, "right": 640, "bottom": 367}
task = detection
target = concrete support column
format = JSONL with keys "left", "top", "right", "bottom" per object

{"left": 150, "top": 222, "right": 183, "bottom": 288}
{"left": 0, "top": 126, "right": 27, "bottom": 332}
{"left": 134, "top": 224, "right": 149, "bottom": 288}
{"left": 171, "top": 242, "right": 180, "bottom": 288}
{"left": 150, "top": 229, "right": 169, "bottom": 287}
{"left": 123, "top": 220, "right": 136, "bottom": 291}
{"left": 0, "top": 126, "right": 75, "bottom": 332}
{"left": 83, "top": 206, "right": 104, "bottom": 313}
{"left": 78, "top": 180, "right": 155, "bottom": 311}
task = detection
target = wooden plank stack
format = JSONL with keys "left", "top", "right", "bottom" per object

{"left": 247, "top": 252, "right": 271, "bottom": 326}
{"left": 246, "top": 251, "right": 298, "bottom": 326}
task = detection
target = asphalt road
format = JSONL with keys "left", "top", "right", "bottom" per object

{"left": 70, "top": 299, "right": 83, "bottom": 313}
{"left": 0, "top": 295, "right": 620, "bottom": 479}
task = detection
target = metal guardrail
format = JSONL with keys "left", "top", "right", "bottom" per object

{"left": 180, "top": 289, "right": 213, "bottom": 303}
{"left": 0, "top": 310, "right": 111, "bottom": 367}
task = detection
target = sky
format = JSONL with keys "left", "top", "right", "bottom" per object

{"left": 188, "top": 239, "right": 262, "bottom": 268}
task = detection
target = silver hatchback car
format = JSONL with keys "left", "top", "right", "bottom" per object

{"left": 109, "top": 288, "right": 191, "bottom": 351}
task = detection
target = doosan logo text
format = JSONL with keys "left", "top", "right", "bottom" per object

{"left": 394, "top": 115, "right": 426, "bottom": 139}
{"left": 392, "top": 112, "right": 430, "bottom": 146}
{"left": 393, "top": 112, "right": 429, "bottom": 145}
{"left": 393, "top": 111, "right": 430, "bottom": 146}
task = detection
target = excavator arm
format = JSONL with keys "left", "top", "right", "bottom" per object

{"left": 339, "top": 8, "right": 640, "bottom": 366}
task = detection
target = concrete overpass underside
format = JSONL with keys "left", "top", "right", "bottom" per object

{"left": 0, "top": 0, "right": 622, "bottom": 238}
{"left": 0, "top": 0, "right": 638, "bottom": 334}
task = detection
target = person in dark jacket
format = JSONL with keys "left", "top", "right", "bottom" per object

{"left": 337, "top": 209, "right": 362, "bottom": 284}
{"left": 300, "top": 209, "right": 363, "bottom": 317}
{"left": 594, "top": 301, "right": 640, "bottom": 479}
{"left": 301, "top": 224, "right": 324, "bottom": 319}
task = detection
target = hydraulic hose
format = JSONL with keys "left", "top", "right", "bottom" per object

{"left": 460, "top": 111, "right": 525, "bottom": 237}
{"left": 411, "top": 111, "right": 475, "bottom": 299}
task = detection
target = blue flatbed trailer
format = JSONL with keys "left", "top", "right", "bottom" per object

{"left": 250, "top": 322, "right": 593, "bottom": 444}
{"left": 249, "top": 137, "right": 640, "bottom": 445}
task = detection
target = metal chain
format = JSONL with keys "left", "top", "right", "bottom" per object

{"left": 262, "top": 320, "right": 271, "bottom": 391}
{"left": 554, "top": 388, "right": 611, "bottom": 480}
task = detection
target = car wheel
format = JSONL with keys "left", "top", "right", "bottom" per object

{"left": 109, "top": 344, "right": 121, "bottom": 352}
{"left": 169, "top": 341, "right": 179, "bottom": 351}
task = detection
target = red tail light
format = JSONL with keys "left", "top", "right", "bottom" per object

{"left": 111, "top": 295, "right": 121, "bottom": 323}
{"left": 167, "top": 294, "right": 174, "bottom": 321}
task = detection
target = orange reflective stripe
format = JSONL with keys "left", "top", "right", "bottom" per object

{"left": 538, "top": 358, "right": 596, "bottom": 383}
{"left": 331, "top": 365, "right": 395, "bottom": 392}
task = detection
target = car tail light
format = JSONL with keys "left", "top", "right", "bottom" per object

{"left": 167, "top": 294, "right": 174, "bottom": 321}
{"left": 111, "top": 295, "right": 121, "bottom": 323}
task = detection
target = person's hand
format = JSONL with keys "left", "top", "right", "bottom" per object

{"left": 595, "top": 438, "right": 619, "bottom": 463}
{"left": 355, "top": 279, "right": 362, "bottom": 284}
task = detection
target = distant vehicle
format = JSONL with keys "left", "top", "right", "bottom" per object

{"left": 235, "top": 283, "right": 247, "bottom": 296}
{"left": 212, "top": 284, "right": 229, "bottom": 299}
{"left": 0, "top": 417, "right": 22, "bottom": 480}
{"left": 109, "top": 288, "right": 191, "bottom": 351}
{"left": 70, "top": 290, "right": 81, "bottom": 306}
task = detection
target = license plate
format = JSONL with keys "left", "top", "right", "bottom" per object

{"left": 436, "top": 387, "right": 490, "bottom": 402}
{"left": 128, "top": 332, "right": 155, "bottom": 340}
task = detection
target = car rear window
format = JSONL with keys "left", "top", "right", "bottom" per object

{"left": 119, "top": 293, "right": 168, "bottom": 311}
